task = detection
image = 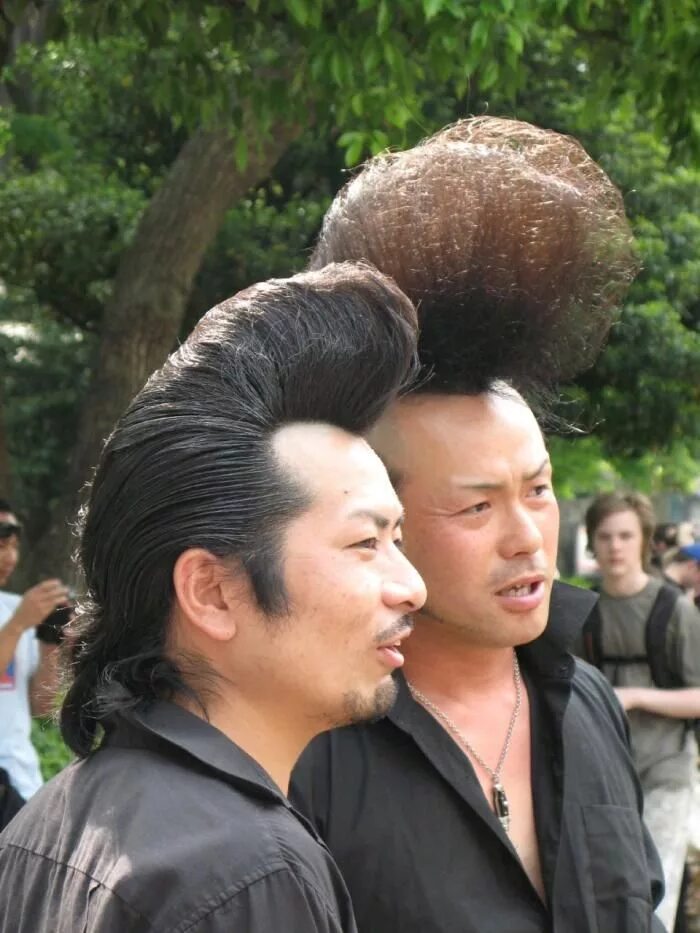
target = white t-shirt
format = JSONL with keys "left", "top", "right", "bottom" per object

{"left": 0, "top": 590, "right": 43, "bottom": 800}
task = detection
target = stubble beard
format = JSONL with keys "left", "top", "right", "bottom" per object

{"left": 340, "top": 676, "right": 399, "bottom": 726}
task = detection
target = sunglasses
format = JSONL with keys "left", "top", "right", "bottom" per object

{"left": 0, "top": 522, "right": 22, "bottom": 541}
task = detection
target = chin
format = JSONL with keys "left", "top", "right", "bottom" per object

{"left": 508, "top": 609, "right": 549, "bottom": 647}
{"left": 339, "top": 677, "right": 398, "bottom": 727}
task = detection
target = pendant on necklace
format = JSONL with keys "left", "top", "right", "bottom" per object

{"left": 492, "top": 780, "right": 510, "bottom": 833}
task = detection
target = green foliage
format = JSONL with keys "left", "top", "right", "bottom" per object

{"left": 31, "top": 718, "right": 73, "bottom": 780}
{"left": 560, "top": 108, "right": 700, "bottom": 471}
{"left": 0, "top": 316, "right": 94, "bottom": 536}
{"left": 4, "top": 0, "right": 700, "bottom": 159}
{"left": 1, "top": 0, "right": 699, "bottom": 517}
{"left": 548, "top": 434, "right": 700, "bottom": 500}
{"left": 185, "top": 180, "right": 330, "bottom": 332}
{"left": 0, "top": 161, "right": 145, "bottom": 330}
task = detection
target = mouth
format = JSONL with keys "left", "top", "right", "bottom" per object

{"left": 376, "top": 626, "right": 412, "bottom": 670}
{"left": 494, "top": 576, "right": 547, "bottom": 612}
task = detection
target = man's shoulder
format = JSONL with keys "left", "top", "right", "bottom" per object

{"left": 2, "top": 742, "right": 346, "bottom": 931}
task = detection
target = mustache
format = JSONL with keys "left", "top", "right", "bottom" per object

{"left": 488, "top": 559, "right": 550, "bottom": 591}
{"left": 375, "top": 614, "right": 415, "bottom": 646}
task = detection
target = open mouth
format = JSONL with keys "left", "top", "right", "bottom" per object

{"left": 495, "top": 578, "right": 546, "bottom": 612}
{"left": 377, "top": 633, "right": 410, "bottom": 670}
{"left": 497, "top": 581, "right": 540, "bottom": 597}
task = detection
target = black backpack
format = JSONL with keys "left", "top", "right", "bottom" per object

{"left": 581, "top": 583, "right": 683, "bottom": 688}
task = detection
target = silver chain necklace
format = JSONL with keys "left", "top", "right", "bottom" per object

{"left": 408, "top": 651, "right": 521, "bottom": 835}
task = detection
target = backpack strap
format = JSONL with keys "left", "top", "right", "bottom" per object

{"left": 581, "top": 601, "right": 605, "bottom": 669}
{"left": 645, "top": 583, "right": 683, "bottom": 688}
{"left": 582, "top": 583, "right": 682, "bottom": 687}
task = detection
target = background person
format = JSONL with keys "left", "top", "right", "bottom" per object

{"left": 584, "top": 491, "right": 700, "bottom": 931}
{"left": 663, "top": 544, "right": 700, "bottom": 603}
{"left": 292, "top": 117, "right": 664, "bottom": 933}
{"left": 0, "top": 498, "right": 68, "bottom": 825}
{"left": 0, "top": 263, "right": 426, "bottom": 933}
{"left": 652, "top": 523, "right": 696, "bottom": 575}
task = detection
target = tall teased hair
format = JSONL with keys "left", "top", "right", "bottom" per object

{"left": 61, "top": 262, "right": 418, "bottom": 756}
{"left": 311, "top": 116, "right": 637, "bottom": 396}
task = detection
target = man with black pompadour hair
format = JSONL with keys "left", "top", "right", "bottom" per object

{"left": 291, "top": 117, "right": 665, "bottom": 933}
{"left": 0, "top": 262, "right": 426, "bottom": 933}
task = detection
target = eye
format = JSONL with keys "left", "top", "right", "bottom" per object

{"left": 461, "top": 501, "right": 489, "bottom": 515}
{"left": 393, "top": 537, "right": 405, "bottom": 552}
{"left": 352, "top": 537, "right": 379, "bottom": 550}
{"left": 530, "top": 483, "right": 551, "bottom": 497}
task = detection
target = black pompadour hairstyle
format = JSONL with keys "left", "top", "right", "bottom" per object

{"left": 310, "top": 116, "right": 638, "bottom": 398}
{"left": 61, "top": 262, "right": 418, "bottom": 756}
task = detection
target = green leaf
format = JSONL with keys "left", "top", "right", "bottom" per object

{"left": 506, "top": 24, "right": 524, "bottom": 55}
{"left": 470, "top": 18, "right": 490, "bottom": 51}
{"left": 423, "top": 0, "right": 445, "bottom": 21}
{"left": 377, "top": 0, "right": 391, "bottom": 34}
{"left": 286, "top": 0, "right": 309, "bottom": 27}
{"left": 234, "top": 134, "right": 248, "bottom": 171}
{"left": 479, "top": 58, "right": 499, "bottom": 89}
{"left": 343, "top": 133, "right": 366, "bottom": 166}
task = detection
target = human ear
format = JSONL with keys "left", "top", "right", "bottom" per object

{"left": 173, "top": 548, "right": 241, "bottom": 642}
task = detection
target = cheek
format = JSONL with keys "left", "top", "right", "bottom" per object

{"left": 404, "top": 518, "right": 488, "bottom": 585}
{"left": 541, "top": 509, "right": 560, "bottom": 554}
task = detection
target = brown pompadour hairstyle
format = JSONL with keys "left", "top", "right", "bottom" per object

{"left": 310, "top": 116, "right": 637, "bottom": 395}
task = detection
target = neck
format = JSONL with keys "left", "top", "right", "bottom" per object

{"left": 601, "top": 568, "right": 649, "bottom": 598}
{"left": 403, "top": 612, "right": 515, "bottom": 702}
{"left": 663, "top": 565, "right": 682, "bottom": 585}
{"left": 180, "top": 690, "right": 314, "bottom": 796}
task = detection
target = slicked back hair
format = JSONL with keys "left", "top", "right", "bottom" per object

{"left": 585, "top": 490, "right": 656, "bottom": 570}
{"left": 310, "top": 116, "right": 637, "bottom": 398}
{"left": 61, "top": 262, "right": 418, "bottom": 757}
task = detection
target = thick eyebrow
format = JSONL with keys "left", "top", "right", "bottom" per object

{"left": 347, "top": 508, "right": 404, "bottom": 530}
{"left": 454, "top": 457, "right": 551, "bottom": 491}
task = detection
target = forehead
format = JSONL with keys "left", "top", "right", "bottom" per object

{"left": 375, "top": 392, "right": 547, "bottom": 488}
{"left": 273, "top": 422, "right": 400, "bottom": 516}
{"left": 595, "top": 509, "right": 642, "bottom": 534}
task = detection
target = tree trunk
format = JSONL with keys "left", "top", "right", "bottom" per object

{"left": 30, "top": 122, "right": 299, "bottom": 583}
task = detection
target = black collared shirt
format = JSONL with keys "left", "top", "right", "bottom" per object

{"left": 291, "top": 582, "right": 665, "bottom": 933}
{"left": 0, "top": 700, "right": 357, "bottom": 933}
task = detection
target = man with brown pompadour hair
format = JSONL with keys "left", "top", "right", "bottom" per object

{"left": 291, "top": 117, "right": 665, "bottom": 933}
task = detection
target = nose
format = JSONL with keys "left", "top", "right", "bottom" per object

{"left": 383, "top": 551, "right": 427, "bottom": 613}
{"left": 501, "top": 505, "right": 544, "bottom": 559}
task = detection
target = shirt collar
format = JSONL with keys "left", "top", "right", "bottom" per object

{"left": 518, "top": 579, "right": 597, "bottom": 679}
{"left": 104, "top": 697, "right": 289, "bottom": 806}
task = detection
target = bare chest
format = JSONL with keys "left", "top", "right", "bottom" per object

{"left": 435, "top": 691, "right": 546, "bottom": 901}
